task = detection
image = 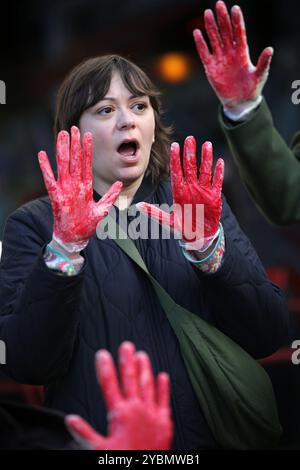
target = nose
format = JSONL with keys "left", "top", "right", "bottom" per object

{"left": 116, "top": 109, "right": 135, "bottom": 131}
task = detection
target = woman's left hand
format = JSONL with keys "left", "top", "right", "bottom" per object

{"left": 137, "top": 136, "right": 224, "bottom": 249}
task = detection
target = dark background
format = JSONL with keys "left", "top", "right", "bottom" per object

{"left": 0, "top": 0, "right": 299, "bottom": 447}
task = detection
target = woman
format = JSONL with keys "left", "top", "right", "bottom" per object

{"left": 0, "top": 54, "right": 289, "bottom": 449}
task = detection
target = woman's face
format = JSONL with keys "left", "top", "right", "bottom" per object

{"left": 79, "top": 71, "right": 155, "bottom": 194}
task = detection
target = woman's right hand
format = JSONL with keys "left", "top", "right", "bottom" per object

{"left": 38, "top": 126, "right": 123, "bottom": 252}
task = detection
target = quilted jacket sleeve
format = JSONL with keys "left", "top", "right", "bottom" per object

{"left": 194, "top": 196, "right": 290, "bottom": 359}
{"left": 219, "top": 98, "right": 300, "bottom": 225}
{"left": 0, "top": 199, "right": 84, "bottom": 385}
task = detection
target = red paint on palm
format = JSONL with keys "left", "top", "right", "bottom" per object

{"left": 193, "top": 1, "right": 273, "bottom": 108}
{"left": 38, "top": 126, "right": 123, "bottom": 248}
{"left": 65, "top": 342, "right": 173, "bottom": 450}
{"left": 137, "top": 137, "right": 224, "bottom": 243}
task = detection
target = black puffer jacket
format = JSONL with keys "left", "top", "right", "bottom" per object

{"left": 0, "top": 177, "right": 289, "bottom": 449}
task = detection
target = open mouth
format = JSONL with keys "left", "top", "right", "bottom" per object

{"left": 117, "top": 139, "right": 139, "bottom": 158}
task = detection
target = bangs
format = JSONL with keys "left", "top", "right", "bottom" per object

{"left": 116, "top": 64, "right": 161, "bottom": 111}
{"left": 80, "top": 58, "right": 161, "bottom": 113}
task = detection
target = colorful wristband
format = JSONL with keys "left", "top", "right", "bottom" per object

{"left": 44, "top": 244, "right": 77, "bottom": 276}
{"left": 181, "top": 223, "right": 225, "bottom": 273}
{"left": 197, "top": 226, "right": 225, "bottom": 274}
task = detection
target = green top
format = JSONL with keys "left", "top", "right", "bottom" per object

{"left": 220, "top": 98, "right": 300, "bottom": 225}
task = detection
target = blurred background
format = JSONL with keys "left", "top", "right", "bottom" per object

{"left": 0, "top": 0, "right": 299, "bottom": 448}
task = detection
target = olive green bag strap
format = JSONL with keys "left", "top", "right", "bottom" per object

{"left": 103, "top": 217, "right": 282, "bottom": 449}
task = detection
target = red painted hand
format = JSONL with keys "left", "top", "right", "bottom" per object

{"left": 65, "top": 342, "right": 173, "bottom": 450}
{"left": 193, "top": 1, "right": 273, "bottom": 110}
{"left": 38, "top": 126, "right": 122, "bottom": 252}
{"left": 137, "top": 137, "right": 224, "bottom": 249}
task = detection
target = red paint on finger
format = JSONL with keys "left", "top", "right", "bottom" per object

{"left": 169, "top": 139, "right": 223, "bottom": 241}
{"left": 39, "top": 128, "right": 122, "bottom": 247}
{"left": 196, "top": 3, "right": 272, "bottom": 108}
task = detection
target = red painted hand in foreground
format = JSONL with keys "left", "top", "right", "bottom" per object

{"left": 38, "top": 126, "right": 122, "bottom": 252}
{"left": 137, "top": 137, "right": 224, "bottom": 249}
{"left": 65, "top": 342, "right": 173, "bottom": 450}
{"left": 193, "top": 1, "right": 273, "bottom": 111}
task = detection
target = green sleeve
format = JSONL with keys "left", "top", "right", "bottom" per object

{"left": 219, "top": 98, "right": 300, "bottom": 225}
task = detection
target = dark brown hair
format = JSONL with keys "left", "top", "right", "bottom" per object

{"left": 54, "top": 55, "right": 172, "bottom": 184}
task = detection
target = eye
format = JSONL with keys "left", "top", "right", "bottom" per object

{"left": 97, "top": 106, "right": 114, "bottom": 115}
{"left": 132, "top": 102, "right": 148, "bottom": 112}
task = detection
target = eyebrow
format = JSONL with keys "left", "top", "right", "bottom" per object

{"left": 101, "top": 94, "right": 146, "bottom": 102}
